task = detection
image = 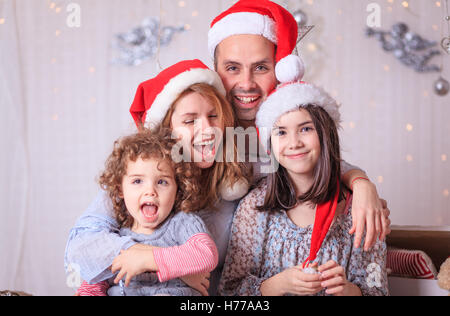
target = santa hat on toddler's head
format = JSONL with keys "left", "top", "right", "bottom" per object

{"left": 130, "top": 59, "right": 226, "bottom": 129}
{"left": 208, "top": 0, "right": 305, "bottom": 83}
{"left": 255, "top": 81, "right": 342, "bottom": 269}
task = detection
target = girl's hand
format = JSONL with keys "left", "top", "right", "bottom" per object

{"left": 261, "top": 265, "right": 323, "bottom": 296}
{"left": 180, "top": 272, "right": 211, "bottom": 296}
{"left": 111, "top": 247, "right": 157, "bottom": 287}
{"left": 318, "top": 260, "right": 361, "bottom": 296}
{"left": 350, "top": 180, "right": 391, "bottom": 251}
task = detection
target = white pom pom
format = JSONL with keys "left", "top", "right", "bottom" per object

{"left": 275, "top": 54, "right": 305, "bottom": 83}
{"left": 219, "top": 178, "right": 250, "bottom": 201}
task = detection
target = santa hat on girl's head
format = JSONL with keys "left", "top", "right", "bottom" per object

{"left": 255, "top": 81, "right": 341, "bottom": 154}
{"left": 208, "top": 0, "right": 305, "bottom": 83}
{"left": 130, "top": 59, "right": 226, "bottom": 129}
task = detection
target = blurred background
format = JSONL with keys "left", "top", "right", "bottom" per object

{"left": 0, "top": 0, "right": 449, "bottom": 295}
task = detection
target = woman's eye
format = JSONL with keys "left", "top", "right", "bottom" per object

{"left": 132, "top": 179, "right": 142, "bottom": 185}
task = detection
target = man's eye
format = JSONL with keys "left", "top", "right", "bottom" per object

{"left": 226, "top": 66, "right": 238, "bottom": 72}
{"left": 255, "top": 65, "right": 268, "bottom": 71}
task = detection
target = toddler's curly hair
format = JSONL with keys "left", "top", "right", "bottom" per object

{"left": 98, "top": 126, "right": 202, "bottom": 228}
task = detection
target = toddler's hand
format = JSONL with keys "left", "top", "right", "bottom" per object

{"left": 111, "top": 247, "right": 156, "bottom": 287}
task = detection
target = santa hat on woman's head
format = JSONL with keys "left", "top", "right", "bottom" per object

{"left": 255, "top": 81, "right": 341, "bottom": 154}
{"left": 130, "top": 59, "right": 226, "bottom": 129}
{"left": 208, "top": 0, "right": 305, "bottom": 83}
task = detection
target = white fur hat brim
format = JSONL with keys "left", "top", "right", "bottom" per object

{"left": 208, "top": 12, "right": 277, "bottom": 58}
{"left": 145, "top": 68, "right": 226, "bottom": 128}
{"left": 255, "top": 83, "right": 341, "bottom": 152}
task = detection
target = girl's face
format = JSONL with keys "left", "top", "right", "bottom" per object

{"left": 121, "top": 157, "right": 177, "bottom": 235}
{"left": 271, "top": 109, "right": 321, "bottom": 178}
{"left": 170, "top": 92, "right": 223, "bottom": 169}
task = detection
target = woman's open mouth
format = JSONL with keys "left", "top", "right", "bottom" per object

{"left": 193, "top": 139, "right": 216, "bottom": 161}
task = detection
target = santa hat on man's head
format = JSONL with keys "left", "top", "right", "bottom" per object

{"left": 130, "top": 59, "right": 226, "bottom": 129}
{"left": 208, "top": 0, "right": 305, "bottom": 83}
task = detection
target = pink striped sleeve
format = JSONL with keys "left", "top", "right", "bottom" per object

{"left": 76, "top": 280, "right": 109, "bottom": 296}
{"left": 153, "top": 233, "right": 219, "bottom": 283}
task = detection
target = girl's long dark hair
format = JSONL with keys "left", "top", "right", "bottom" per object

{"left": 257, "top": 104, "right": 343, "bottom": 212}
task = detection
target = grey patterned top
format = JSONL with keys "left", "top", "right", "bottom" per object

{"left": 218, "top": 180, "right": 389, "bottom": 296}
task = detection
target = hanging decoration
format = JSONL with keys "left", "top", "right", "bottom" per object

{"left": 434, "top": 76, "right": 450, "bottom": 96}
{"left": 434, "top": 0, "right": 450, "bottom": 96}
{"left": 366, "top": 22, "right": 441, "bottom": 73}
{"left": 111, "top": 17, "right": 185, "bottom": 66}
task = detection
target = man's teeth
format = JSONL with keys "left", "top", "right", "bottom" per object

{"left": 236, "top": 96, "right": 259, "bottom": 104}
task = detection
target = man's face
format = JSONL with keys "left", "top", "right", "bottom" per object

{"left": 215, "top": 34, "right": 278, "bottom": 123}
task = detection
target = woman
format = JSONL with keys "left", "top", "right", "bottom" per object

{"left": 218, "top": 82, "right": 388, "bottom": 296}
{"left": 65, "top": 60, "right": 250, "bottom": 296}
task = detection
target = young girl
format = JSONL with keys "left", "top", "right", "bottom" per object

{"left": 218, "top": 82, "right": 389, "bottom": 296}
{"left": 81, "top": 126, "right": 218, "bottom": 296}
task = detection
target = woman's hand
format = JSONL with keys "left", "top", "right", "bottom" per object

{"left": 260, "top": 265, "right": 323, "bottom": 296}
{"left": 111, "top": 246, "right": 157, "bottom": 287}
{"left": 180, "top": 272, "right": 211, "bottom": 296}
{"left": 318, "top": 260, "right": 361, "bottom": 296}
{"left": 350, "top": 180, "right": 391, "bottom": 251}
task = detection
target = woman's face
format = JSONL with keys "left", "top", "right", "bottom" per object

{"left": 271, "top": 109, "right": 321, "bottom": 178}
{"left": 170, "top": 92, "right": 223, "bottom": 169}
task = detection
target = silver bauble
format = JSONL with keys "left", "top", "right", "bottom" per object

{"left": 434, "top": 77, "right": 450, "bottom": 96}
{"left": 293, "top": 10, "right": 308, "bottom": 28}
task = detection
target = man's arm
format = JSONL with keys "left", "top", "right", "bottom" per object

{"left": 341, "top": 162, "right": 391, "bottom": 251}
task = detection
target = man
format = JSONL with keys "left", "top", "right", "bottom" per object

{"left": 208, "top": 0, "right": 390, "bottom": 250}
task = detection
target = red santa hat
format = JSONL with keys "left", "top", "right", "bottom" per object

{"left": 208, "top": 0, "right": 305, "bottom": 83}
{"left": 130, "top": 59, "right": 226, "bottom": 129}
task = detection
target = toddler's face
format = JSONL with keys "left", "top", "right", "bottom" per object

{"left": 121, "top": 157, "right": 177, "bottom": 234}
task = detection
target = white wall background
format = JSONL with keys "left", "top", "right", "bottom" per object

{"left": 0, "top": 0, "right": 448, "bottom": 295}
